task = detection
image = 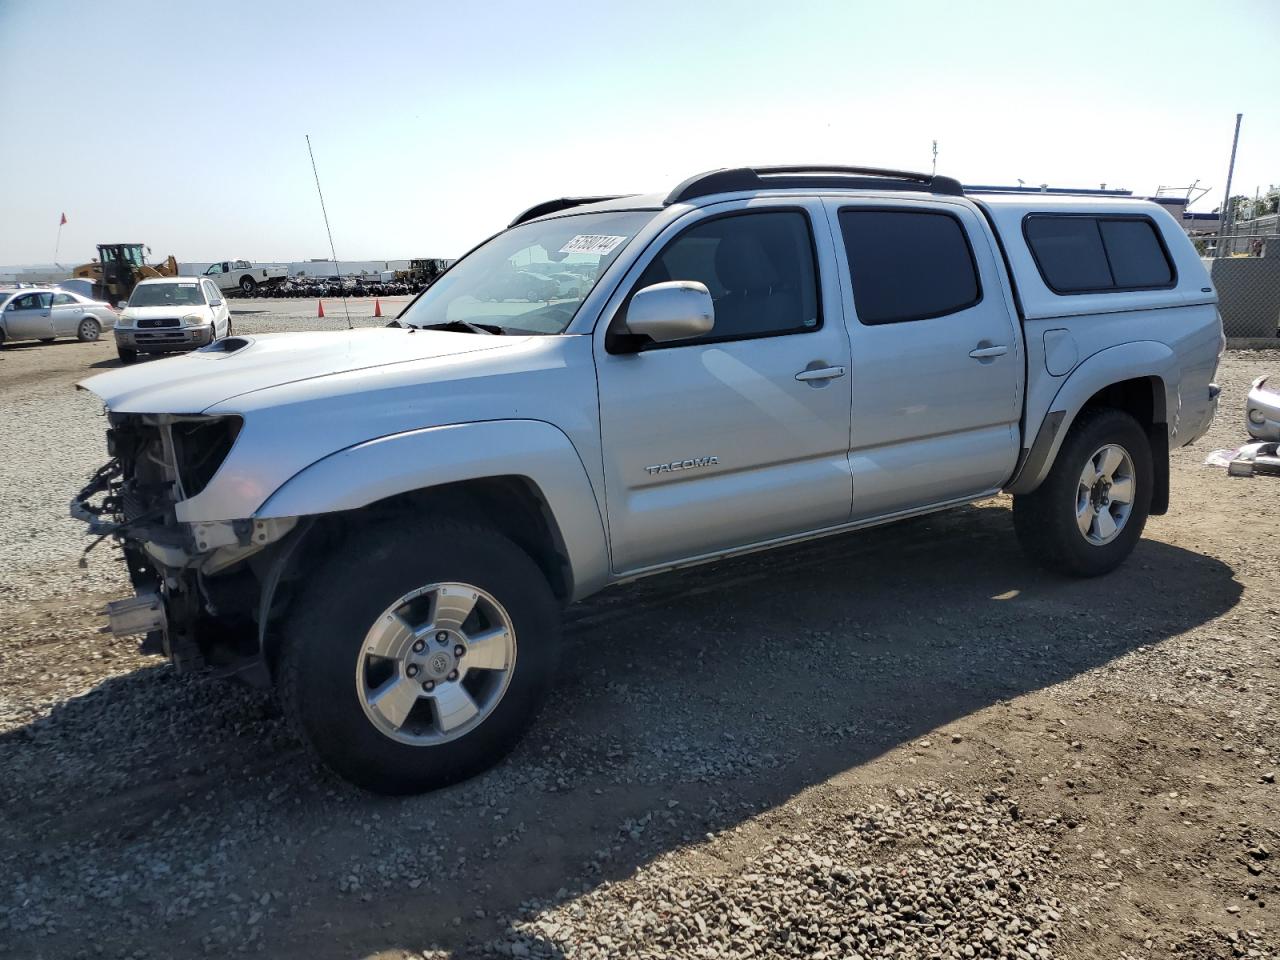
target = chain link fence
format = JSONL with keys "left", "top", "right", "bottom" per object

{"left": 1196, "top": 231, "right": 1280, "bottom": 339}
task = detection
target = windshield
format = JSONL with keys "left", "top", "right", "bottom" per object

{"left": 397, "top": 210, "right": 653, "bottom": 334}
{"left": 128, "top": 282, "right": 206, "bottom": 307}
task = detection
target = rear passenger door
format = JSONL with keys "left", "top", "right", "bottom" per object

{"left": 50, "top": 292, "right": 84, "bottom": 335}
{"left": 825, "top": 199, "right": 1022, "bottom": 519}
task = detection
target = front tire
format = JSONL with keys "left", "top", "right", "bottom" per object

{"left": 239, "top": 276, "right": 257, "bottom": 295}
{"left": 1013, "top": 408, "right": 1152, "bottom": 577}
{"left": 117, "top": 347, "right": 138, "bottom": 364}
{"left": 278, "top": 518, "right": 561, "bottom": 794}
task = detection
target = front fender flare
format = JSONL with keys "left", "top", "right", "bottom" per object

{"left": 256, "top": 419, "right": 611, "bottom": 600}
{"left": 1006, "top": 341, "right": 1175, "bottom": 495}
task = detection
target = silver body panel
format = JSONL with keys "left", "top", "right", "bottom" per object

{"left": 1247, "top": 377, "right": 1280, "bottom": 441}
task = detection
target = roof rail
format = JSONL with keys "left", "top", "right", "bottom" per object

{"left": 664, "top": 165, "right": 964, "bottom": 205}
{"left": 509, "top": 196, "right": 630, "bottom": 227}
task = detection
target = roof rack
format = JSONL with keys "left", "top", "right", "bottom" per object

{"left": 509, "top": 196, "right": 631, "bottom": 227}
{"left": 664, "top": 165, "right": 965, "bottom": 205}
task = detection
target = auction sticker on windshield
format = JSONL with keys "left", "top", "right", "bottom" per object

{"left": 558, "top": 235, "right": 627, "bottom": 256}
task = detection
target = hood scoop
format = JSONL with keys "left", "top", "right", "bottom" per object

{"left": 199, "top": 336, "right": 253, "bottom": 355}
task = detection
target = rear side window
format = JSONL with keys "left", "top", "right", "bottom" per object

{"left": 838, "top": 209, "right": 981, "bottom": 325}
{"left": 1024, "top": 215, "right": 1174, "bottom": 293}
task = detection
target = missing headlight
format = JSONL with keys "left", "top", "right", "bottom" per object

{"left": 170, "top": 416, "right": 242, "bottom": 498}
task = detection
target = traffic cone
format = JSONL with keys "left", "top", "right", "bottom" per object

{"left": 317, "top": 300, "right": 325, "bottom": 318}
{"left": 373, "top": 298, "right": 382, "bottom": 318}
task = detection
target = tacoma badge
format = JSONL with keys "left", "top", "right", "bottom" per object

{"left": 645, "top": 456, "right": 719, "bottom": 476}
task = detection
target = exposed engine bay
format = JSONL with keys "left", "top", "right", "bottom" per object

{"left": 71, "top": 412, "right": 297, "bottom": 681}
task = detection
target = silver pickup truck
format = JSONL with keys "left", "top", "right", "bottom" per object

{"left": 72, "top": 165, "right": 1222, "bottom": 793}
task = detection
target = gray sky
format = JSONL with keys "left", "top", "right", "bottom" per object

{"left": 1, "top": 0, "right": 1277, "bottom": 266}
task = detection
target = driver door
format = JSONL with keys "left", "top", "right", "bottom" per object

{"left": 594, "top": 199, "right": 854, "bottom": 574}
{"left": 4, "top": 292, "right": 55, "bottom": 339}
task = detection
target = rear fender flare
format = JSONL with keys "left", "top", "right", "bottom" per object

{"left": 256, "top": 419, "right": 611, "bottom": 600}
{"left": 1007, "top": 341, "right": 1175, "bottom": 495}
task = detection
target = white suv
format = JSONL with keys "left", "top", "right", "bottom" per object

{"left": 113, "top": 277, "right": 232, "bottom": 364}
{"left": 72, "top": 165, "right": 1221, "bottom": 793}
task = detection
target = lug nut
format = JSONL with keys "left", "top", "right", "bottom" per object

{"left": 406, "top": 663, "right": 420, "bottom": 678}
{"left": 447, "top": 669, "right": 459, "bottom": 681}
{"left": 412, "top": 639, "right": 425, "bottom": 653}
{"left": 454, "top": 645, "right": 465, "bottom": 657}
{"left": 436, "top": 631, "right": 448, "bottom": 643}
{"left": 422, "top": 680, "right": 434, "bottom": 692}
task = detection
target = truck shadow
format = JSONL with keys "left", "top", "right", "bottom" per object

{"left": 0, "top": 501, "right": 1243, "bottom": 958}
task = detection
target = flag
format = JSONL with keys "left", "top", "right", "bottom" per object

{"left": 59, "top": 212, "right": 67, "bottom": 226}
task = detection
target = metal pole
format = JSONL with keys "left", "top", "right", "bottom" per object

{"left": 1221, "top": 113, "right": 1242, "bottom": 237}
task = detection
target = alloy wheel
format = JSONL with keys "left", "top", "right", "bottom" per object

{"left": 355, "top": 582, "right": 516, "bottom": 745}
{"left": 1075, "top": 443, "right": 1136, "bottom": 545}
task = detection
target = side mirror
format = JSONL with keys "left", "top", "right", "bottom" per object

{"left": 211, "top": 300, "right": 223, "bottom": 307}
{"left": 117, "top": 301, "right": 128, "bottom": 310}
{"left": 623, "top": 281, "right": 714, "bottom": 343}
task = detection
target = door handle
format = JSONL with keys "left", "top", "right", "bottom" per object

{"left": 968, "top": 344, "right": 1008, "bottom": 359}
{"left": 795, "top": 365, "right": 847, "bottom": 382}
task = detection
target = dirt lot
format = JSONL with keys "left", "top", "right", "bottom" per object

{"left": 0, "top": 310, "right": 1277, "bottom": 960}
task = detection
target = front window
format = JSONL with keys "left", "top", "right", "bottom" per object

{"left": 397, "top": 210, "right": 653, "bottom": 335}
{"left": 128, "top": 282, "right": 206, "bottom": 307}
{"left": 12, "top": 292, "right": 52, "bottom": 309}
{"left": 206, "top": 263, "right": 223, "bottom": 275}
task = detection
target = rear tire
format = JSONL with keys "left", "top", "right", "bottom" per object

{"left": 1013, "top": 408, "right": 1152, "bottom": 577}
{"left": 117, "top": 347, "right": 138, "bottom": 364}
{"left": 278, "top": 517, "right": 561, "bottom": 794}
{"left": 76, "top": 318, "right": 101, "bottom": 342}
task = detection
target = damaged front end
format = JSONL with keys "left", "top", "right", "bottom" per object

{"left": 71, "top": 412, "right": 296, "bottom": 682}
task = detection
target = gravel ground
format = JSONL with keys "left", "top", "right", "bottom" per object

{"left": 0, "top": 316, "right": 1277, "bottom": 960}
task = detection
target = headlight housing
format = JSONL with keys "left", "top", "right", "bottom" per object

{"left": 181, "top": 313, "right": 206, "bottom": 326}
{"left": 170, "top": 416, "right": 243, "bottom": 498}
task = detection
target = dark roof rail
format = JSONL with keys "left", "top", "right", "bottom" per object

{"left": 509, "top": 196, "right": 630, "bottom": 227}
{"left": 664, "top": 165, "right": 964, "bottom": 205}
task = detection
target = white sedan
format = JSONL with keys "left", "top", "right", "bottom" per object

{"left": 0, "top": 287, "right": 117, "bottom": 347}
{"left": 114, "top": 277, "right": 232, "bottom": 364}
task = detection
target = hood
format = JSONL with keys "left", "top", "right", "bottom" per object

{"left": 79, "top": 327, "right": 528, "bottom": 413}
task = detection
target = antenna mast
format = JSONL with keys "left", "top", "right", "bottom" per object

{"left": 305, "top": 134, "right": 352, "bottom": 330}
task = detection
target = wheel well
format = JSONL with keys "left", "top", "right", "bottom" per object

{"left": 256, "top": 476, "right": 573, "bottom": 673}
{"left": 1079, "top": 375, "right": 1169, "bottom": 516}
{"left": 1079, "top": 376, "right": 1165, "bottom": 427}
